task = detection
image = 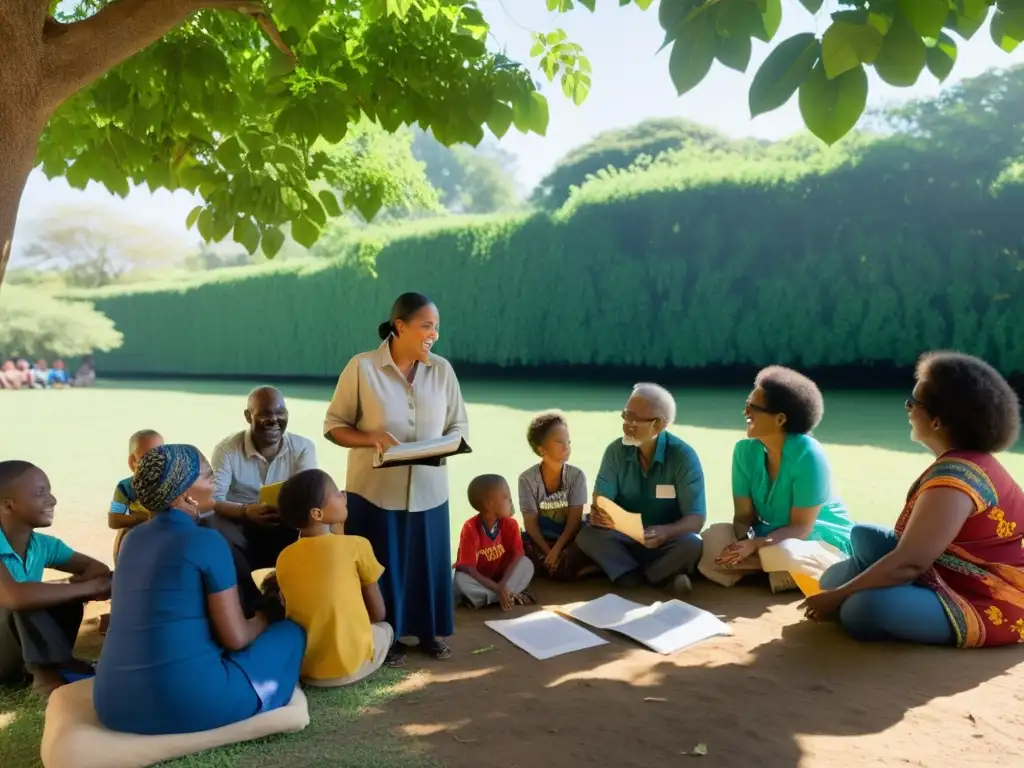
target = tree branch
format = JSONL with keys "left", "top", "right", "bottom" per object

{"left": 41, "top": 0, "right": 294, "bottom": 109}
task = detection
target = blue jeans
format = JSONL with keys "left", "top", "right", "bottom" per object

{"left": 819, "top": 524, "right": 954, "bottom": 646}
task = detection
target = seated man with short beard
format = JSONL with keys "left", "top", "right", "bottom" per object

{"left": 204, "top": 386, "right": 317, "bottom": 616}
{"left": 576, "top": 383, "right": 705, "bottom": 593}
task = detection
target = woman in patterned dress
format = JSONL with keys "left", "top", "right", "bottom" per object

{"left": 802, "top": 351, "right": 1024, "bottom": 647}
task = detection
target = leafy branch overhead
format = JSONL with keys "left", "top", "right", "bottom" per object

{"left": 9, "top": 0, "right": 1019, "bottom": 274}
{"left": 655, "top": 0, "right": 1012, "bottom": 145}
{"left": 34, "top": 0, "right": 560, "bottom": 262}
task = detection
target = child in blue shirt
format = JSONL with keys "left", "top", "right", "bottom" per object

{"left": 0, "top": 461, "right": 112, "bottom": 694}
{"left": 108, "top": 430, "right": 164, "bottom": 562}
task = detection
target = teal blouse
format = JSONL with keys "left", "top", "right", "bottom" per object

{"left": 731, "top": 434, "right": 853, "bottom": 553}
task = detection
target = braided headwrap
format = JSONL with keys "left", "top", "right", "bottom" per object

{"left": 133, "top": 444, "right": 202, "bottom": 512}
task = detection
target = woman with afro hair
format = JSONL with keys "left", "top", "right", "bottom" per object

{"left": 699, "top": 366, "right": 854, "bottom": 593}
{"left": 803, "top": 351, "right": 1024, "bottom": 647}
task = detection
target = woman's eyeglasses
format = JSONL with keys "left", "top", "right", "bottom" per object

{"left": 745, "top": 401, "right": 775, "bottom": 415}
{"left": 905, "top": 395, "right": 925, "bottom": 410}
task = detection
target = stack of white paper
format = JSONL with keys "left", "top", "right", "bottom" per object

{"left": 565, "top": 593, "right": 732, "bottom": 655}
{"left": 485, "top": 611, "right": 608, "bottom": 660}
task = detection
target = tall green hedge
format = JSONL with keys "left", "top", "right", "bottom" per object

{"left": 76, "top": 145, "right": 1024, "bottom": 376}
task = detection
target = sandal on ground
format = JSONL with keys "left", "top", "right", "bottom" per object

{"left": 513, "top": 592, "right": 536, "bottom": 606}
{"left": 384, "top": 641, "right": 408, "bottom": 668}
{"left": 420, "top": 638, "right": 452, "bottom": 660}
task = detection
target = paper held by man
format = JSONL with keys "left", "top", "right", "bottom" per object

{"left": 372, "top": 434, "right": 472, "bottom": 469}
{"left": 258, "top": 481, "right": 284, "bottom": 506}
{"left": 593, "top": 495, "right": 645, "bottom": 544}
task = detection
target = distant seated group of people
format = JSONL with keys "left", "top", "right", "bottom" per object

{"left": 1, "top": 346, "right": 1023, "bottom": 745}
{"left": 0, "top": 355, "right": 94, "bottom": 390}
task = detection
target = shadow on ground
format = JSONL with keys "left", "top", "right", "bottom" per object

{"left": 92, "top": 379, "right": 960, "bottom": 455}
{"left": 348, "top": 580, "right": 1024, "bottom": 768}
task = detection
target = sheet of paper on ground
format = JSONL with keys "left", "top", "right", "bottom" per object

{"left": 373, "top": 434, "right": 472, "bottom": 468}
{"left": 563, "top": 594, "right": 732, "bottom": 654}
{"left": 594, "top": 495, "right": 645, "bottom": 544}
{"left": 485, "top": 610, "right": 609, "bottom": 660}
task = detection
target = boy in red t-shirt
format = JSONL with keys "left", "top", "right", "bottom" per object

{"left": 454, "top": 474, "right": 536, "bottom": 610}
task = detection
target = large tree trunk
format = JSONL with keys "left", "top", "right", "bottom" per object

{"left": 0, "top": 2, "right": 48, "bottom": 296}
{"left": 0, "top": 108, "right": 48, "bottom": 295}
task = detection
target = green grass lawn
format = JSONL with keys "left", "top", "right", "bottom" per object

{"left": 2, "top": 379, "right": 1022, "bottom": 767}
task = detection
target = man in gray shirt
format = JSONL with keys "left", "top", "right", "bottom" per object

{"left": 202, "top": 386, "right": 317, "bottom": 615}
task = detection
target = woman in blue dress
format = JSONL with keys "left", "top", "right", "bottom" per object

{"left": 93, "top": 444, "right": 306, "bottom": 735}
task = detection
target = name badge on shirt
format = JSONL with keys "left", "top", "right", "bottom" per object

{"left": 655, "top": 485, "right": 676, "bottom": 500}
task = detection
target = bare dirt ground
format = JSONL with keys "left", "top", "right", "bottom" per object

{"left": 348, "top": 579, "right": 1024, "bottom": 768}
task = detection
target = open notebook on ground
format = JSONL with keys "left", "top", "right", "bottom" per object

{"left": 372, "top": 434, "right": 472, "bottom": 468}
{"left": 562, "top": 594, "right": 732, "bottom": 655}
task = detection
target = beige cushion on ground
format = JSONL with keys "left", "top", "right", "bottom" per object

{"left": 40, "top": 678, "right": 309, "bottom": 768}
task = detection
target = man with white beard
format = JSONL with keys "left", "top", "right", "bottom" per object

{"left": 577, "top": 383, "right": 705, "bottom": 592}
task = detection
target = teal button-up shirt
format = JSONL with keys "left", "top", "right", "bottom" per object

{"left": 593, "top": 431, "right": 707, "bottom": 528}
{"left": 0, "top": 527, "right": 73, "bottom": 583}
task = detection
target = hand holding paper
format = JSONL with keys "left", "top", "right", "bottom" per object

{"left": 593, "top": 495, "right": 646, "bottom": 544}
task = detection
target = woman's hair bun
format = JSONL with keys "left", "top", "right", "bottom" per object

{"left": 377, "top": 321, "right": 394, "bottom": 341}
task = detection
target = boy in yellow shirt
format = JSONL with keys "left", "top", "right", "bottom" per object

{"left": 275, "top": 469, "right": 391, "bottom": 686}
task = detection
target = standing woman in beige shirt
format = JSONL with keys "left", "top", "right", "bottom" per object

{"left": 324, "top": 293, "right": 469, "bottom": 666}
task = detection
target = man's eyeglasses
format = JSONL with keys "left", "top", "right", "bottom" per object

{"left": 905, "top": 395, "right": 925, "bottom": 410}
{"left": 621, "top": 411, "right": 659, "bottom": 425}
{"left": 745, "top": 401, "right": 776, "bottom": 415}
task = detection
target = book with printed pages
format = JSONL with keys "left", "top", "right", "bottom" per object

{"left": 561, "top": 593, "right": 732, "bottom": 655}
{"left": 372, "top": 434, "right": 472, "bottom": 468}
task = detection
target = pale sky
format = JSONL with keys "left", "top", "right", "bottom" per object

{"left": 13, "top": 1, "right": 1022, "bottom": 259}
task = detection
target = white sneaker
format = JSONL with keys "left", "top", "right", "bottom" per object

{"left": 670, "top": 573, "right": 693, "bottom": 594}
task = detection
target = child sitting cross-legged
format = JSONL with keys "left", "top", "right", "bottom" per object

{"left": 518, "top": 410, "right": 595, "bottom": 580}
{"left": 275, "top": 469, "right": 392, "bottom": 687}
{"left": 454, "top": 474, "right": 535, "bottom": 610}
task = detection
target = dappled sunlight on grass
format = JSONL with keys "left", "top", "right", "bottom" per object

{"left": 393, "top": 666, "right": 498, "bottom": 694}
{"left": 398, "top": 719, "right": 471, "bottom": 738}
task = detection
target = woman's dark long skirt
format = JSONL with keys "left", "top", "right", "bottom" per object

{"left": 346, "top": 494, "right": 454, "bottom": 641}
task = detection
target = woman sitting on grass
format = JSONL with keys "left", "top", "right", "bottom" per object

{"left": 802, "top": 351, "right": 1024, "bottom": 647}
{"left": 699, "top": 366, "right": 853, "bottom": 593}
{"left": 94, "top": 444, "right": 306, "bottom": 735}
{"left": 275, "top": 469, "right": 392, "bottom": 687}
{"left": 517, "top": 410, "right": 594, "bottom": 580}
